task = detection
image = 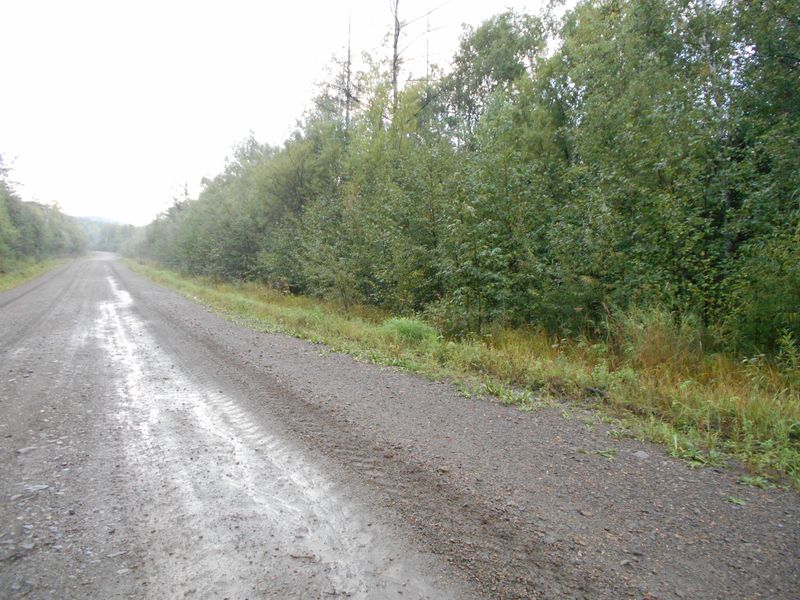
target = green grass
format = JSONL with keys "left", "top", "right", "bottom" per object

{"left": 380, "top": 317, "right": 439, "bottom": 345}
{"left": 0, "top": 258, "right": 67, "bottom": 292}
{"left": 726, "top": 496, "right": 748, "bottom": 506}
{"left": 594, "top": 448, "right": 619, "bottom": 461}
{"left": 126, "top": 260, "right": 800, "bottom": 487}
{"left": 738, "top": 475, "right": 776, "bottom": 489}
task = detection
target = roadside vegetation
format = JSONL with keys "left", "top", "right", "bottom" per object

{"left": 0, "top": 257, "right": 68, "bottom": 292}
{"left": 0, "top": 155, "right": 86, "bottom": 277}
{"left": 124, "top": 0, "right": 799, "bottom": 484}
{"left": 129, "top": 261, "right": 799, "bottom": 486}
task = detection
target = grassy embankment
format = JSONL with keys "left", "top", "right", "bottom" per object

{"left": 127, "top": 260, "right": 800, "bottom": 487}
{"left": 0, "top": 258, "right": 67, "bottom": 292}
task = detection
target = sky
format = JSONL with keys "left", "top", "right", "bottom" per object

{"left": 1, "top": 0, "right": 546, "bottom": 225}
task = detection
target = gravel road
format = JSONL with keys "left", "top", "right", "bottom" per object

{"left": 1, "top": 254, "right": 798, "bottom": 599}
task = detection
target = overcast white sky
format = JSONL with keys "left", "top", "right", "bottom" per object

{"left": 1, "top": 0, "right": 546, "bottom": 224}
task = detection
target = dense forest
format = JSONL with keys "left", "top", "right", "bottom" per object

{"left": 0, "top": 157, "right": 85, "bottom": 271}
{"left": 128, "top": 0, "right": 799, "bottom": 356}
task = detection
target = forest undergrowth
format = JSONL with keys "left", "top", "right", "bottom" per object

{"left": 128, "top": 260, "right": 800, "bottom": 487}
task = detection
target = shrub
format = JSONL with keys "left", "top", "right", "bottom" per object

{"left": 380, "top": 317, "right": 439, "bottom": 346}
{"left": 605, "top": 306, "right": 704, "bottom": 372}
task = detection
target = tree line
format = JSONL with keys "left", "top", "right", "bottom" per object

{"left": 75, "top": 217, "right": 137, "bottom": 253}
{"left": 0, "top": 157, "right": 86, "bottom": 271}
{"left": 128, "top": 0, "right": 799, "bottom": 355}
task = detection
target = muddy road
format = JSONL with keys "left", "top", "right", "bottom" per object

{"left": 1, "top": 254, "right": 798, "bottom": 599}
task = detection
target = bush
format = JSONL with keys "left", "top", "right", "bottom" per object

{"left": 604, "top": 306, "right": 705, "bottom": 372}
{"left": 380, "top": 317, "right": 439, "bottom": 346}
{"left": 724, "top": 232, "right": 800, "bottom": 353}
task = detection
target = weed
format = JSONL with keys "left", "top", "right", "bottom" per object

{"left": 670, "top": 435, "right": 726, "bottom": 468}
{"left": 594, "top": 448, "right": 618, "bottom": 461}
{"left": 726, "top": 496, "right": 747, "bottom": 506}
{"left": 604, "top": 307, "right": 703, "bottom": 372}
{"left": 380, "top": 317, "right": 439, "bottom": 346}
{"left": 454, "top": 380, "right": 473, "bottom": 398}
{"left": 467, "top": 382, "right": 552, "bottom": 412}
{"left": 738, "top": 475, "right": 775, "bottom": 489}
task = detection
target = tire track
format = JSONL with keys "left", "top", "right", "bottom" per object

{"left": 0, "top": 260, "right": 74, "bottom": 310}
{"left": 0, "top": 261, "right": 83, "bottom": 355}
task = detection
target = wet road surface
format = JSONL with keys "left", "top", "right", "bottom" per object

{"left": 1, "top": 254, "right": 799, "bottom": 599}
{"left": 0, "top": 255, "right": 469, "bottom": 599}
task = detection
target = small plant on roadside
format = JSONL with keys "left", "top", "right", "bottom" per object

{"left": 738, "top": 475, "right": 775, "bottom": 489}
{"left": 594, "top": 448, "right": 618, "bottom": 461}
{"left": 670, "top": 435, "right": 726, "bottom": 468}
{"left": 608, "top": 426, "right": 633, "bottom": 440}
{"left": 580, "top": 415, "right": 597, "bottom": 431}
{"left": 454, "top": 380, "right": 470, "bottom": 398}
{"left": 380, "top": 317, "right": 439, "bottom": 347}
{"left": 474, "top": 381, "right": 552, "bottom": 412}
{"left": 776, "top": 330, "right": 799, "bottom": 386}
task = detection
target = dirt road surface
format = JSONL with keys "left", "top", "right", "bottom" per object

{"left": 1, "top": 254, "right": 798, "bottom": 599}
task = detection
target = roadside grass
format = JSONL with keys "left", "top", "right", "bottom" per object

{"left": 0, "top": 258, "right": 67, "bottom": 292}
{"left": 126, "top": 260, "right": 800, "bottom": 487}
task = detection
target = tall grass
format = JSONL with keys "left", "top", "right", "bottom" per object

{"left": 128, "top": 261, "right": 800, "bottom": 485}
{"left": 0, "top": 258, "right": 67, "bottom": 292}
